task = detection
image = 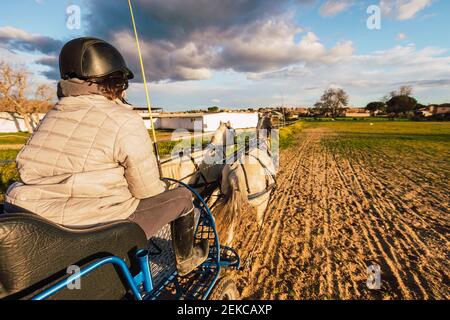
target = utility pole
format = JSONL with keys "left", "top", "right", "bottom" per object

{"left": 281, "top": 93, "right": 286, "bottom": 127}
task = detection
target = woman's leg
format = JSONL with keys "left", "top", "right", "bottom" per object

{"left": 128, "top": 187, "right": 193, "bottom": 238}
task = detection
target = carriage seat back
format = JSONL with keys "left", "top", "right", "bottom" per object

{"left": 0, "top": 213, "right": 147, "bottom": 300}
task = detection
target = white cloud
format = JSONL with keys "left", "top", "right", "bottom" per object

{"left": 0, "top": 26, "right": 38, "bottom": 42}
{"left": 397, "top": 0, "right": 432, "bottom": 20}
{"left": 235, "top": 44, "right": 450, "bottom": 107}
{"left": 111, "top": 18, "right": 354, "bottom": 82}
{"left": 320, "top": 0, "right": 354, "bottom": 17}
{"left": 215, "top": 22, "right": 354, "bottom": 71}
{"left": 381, "top": 0, "right": 433, "bottom": 20}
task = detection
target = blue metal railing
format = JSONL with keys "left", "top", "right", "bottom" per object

{"left": 32, "top": 256, "right": 144, "bottom": 300}
{"left": 30, "top": 177, "right": 232, "bottom": 300}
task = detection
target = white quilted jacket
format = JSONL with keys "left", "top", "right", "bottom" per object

{"left": 5, "top": 95, "right": 165, "bottom": 226}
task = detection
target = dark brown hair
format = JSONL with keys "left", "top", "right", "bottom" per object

{"left": 95, "top": 74, "right": 129, "bottom": 100}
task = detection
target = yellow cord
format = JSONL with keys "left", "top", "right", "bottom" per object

{"left": 128, "top": 0, "right": 158, "bottom": 144}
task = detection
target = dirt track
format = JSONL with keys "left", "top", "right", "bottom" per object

{"left": 229, "top": 128, "right": 449, "bottom": 300}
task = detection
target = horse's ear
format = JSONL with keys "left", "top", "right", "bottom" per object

{"left": 227, "top": 121, "right": 231, "bottom": 126}
{"left": 220, "top": 121, "right": 223, "bottom": 125}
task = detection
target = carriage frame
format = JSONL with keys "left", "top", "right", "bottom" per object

{"left": 31, "top": 178, "right": 241, "bottom": 301}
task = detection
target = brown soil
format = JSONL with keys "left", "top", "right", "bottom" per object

{"left": 227, "top": 128, "right": 449, "bottom": 300}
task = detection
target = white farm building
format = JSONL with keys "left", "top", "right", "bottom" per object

{"left": 0, "top": 112, "right": 46, "bottom": 133}
{"left": 0, "top": 109, "right": 259, "bottom": 133}
{"left": 139, "top": 111, "right": 259, "bottom": 133}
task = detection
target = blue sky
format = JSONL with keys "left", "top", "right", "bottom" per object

{"left": 0, "top": 0, "right": 449, "bottom": 110}
{"left": 294, "top": 1, "right": 449, "bottom": 51}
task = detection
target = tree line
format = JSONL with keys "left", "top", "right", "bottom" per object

{"left": 366, "top": 86, "right": 424, "bottom": 117}
{"left": 311, "top": 85, "right": 445, "bottom": 118}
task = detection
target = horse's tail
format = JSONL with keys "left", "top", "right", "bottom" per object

{"left": 212, "top": 166, "right": 254, "bottom": 245}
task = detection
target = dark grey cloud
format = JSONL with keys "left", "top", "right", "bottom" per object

{"left": 83, "top": 0, "right": 323, "bottom": 82}
{"left": 0, "top": 26, "right": 62, "bottom": 55}
{"left": 35, "top": 55, "right": 60, "bottom": 80}
{"left": 2, "top": 0, "right": 332, "bottom": 83}
{"left": 87, "top": 0, "right": 291, "bottom": 43}
{"left": 0, "top": 26, "right": 62, "bottom": 80}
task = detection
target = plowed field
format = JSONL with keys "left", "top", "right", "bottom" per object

{"left": 229, "top": 121, "right": 449, "bottom": 300}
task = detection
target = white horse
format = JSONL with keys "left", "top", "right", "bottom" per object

{"left": 160, "top": 119, "right": 276, "bottom": 245}
{"left": 161, "top": 121, "right": 236, "bottom": 197}
{"left": 213, "top": 116, "right": 277, "bottom": 245}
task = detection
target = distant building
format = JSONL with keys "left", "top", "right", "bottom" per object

{"left": 286, "top": 107, "right": 309, "bottom": 116}
{"left": 417, "top": 104, "right": 450, "bottom": 118}
{"left": 151, "top": 112, "right": 259, "bottom": 132}
{"left": 132, "top": 107, "right": 164, "bottom": 113}
{"left": 429, "top": 104, "right": 450, "bottom": 116}
{"left": 345, "top": 108, "right": 371, "bottom": 118}
{"left": 0, "top": 112, "right": 46, "bottom": 133}
{"left": 0, "top": 107, "right": 258, "bottom": 133}
{"left": 418, "top": 107, "right": 433, "bottom": 117}
{"left": 132, "top": 107, "right": 163, "bottom": 130}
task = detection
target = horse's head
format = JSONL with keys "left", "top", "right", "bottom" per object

{"left": 211, "top": 121, "right": 236, "bottom": 147}
{"left": 257, "top": 114, "right": 273, "bottom": 145}
{"left": 257, "top": 114, "right": 273, "bottom": 132}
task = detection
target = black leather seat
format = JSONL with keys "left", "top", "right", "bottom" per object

{"left": 0, "top": 213, "right": 147, "bottom": 300}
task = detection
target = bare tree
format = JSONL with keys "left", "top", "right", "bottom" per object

{"left": 387, "top": 85, "right": 413, "bottom": 99}
{"left": 398, "top": 85, "right": 413, "bottom": 96}
{"left": 0, "top": 62, "right": 54, "bottom": 132}
{"left": 28, "top": 84, "right": 54, "bottom": 128}
{"left": 314, "top": 88, "right": 349, "bottom": 118}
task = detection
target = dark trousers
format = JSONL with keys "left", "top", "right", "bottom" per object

{"left": 128, "top": 187, "right": 194, "bottom": 238}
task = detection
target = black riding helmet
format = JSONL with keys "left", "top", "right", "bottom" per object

{"left": 59, "top": 37, "right": 134, "bottom": 81}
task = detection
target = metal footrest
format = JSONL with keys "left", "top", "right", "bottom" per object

{"left": 144, "top": 265, "right": 220, "bottom": 300}
{"left": 148, "top": 224, "right": 176, "bottom": 290}
{"left": 219, "top": 245, "right": 241, "bottom": 269}
{"left": 148, "top": 208, "right": 203, "bottom": 292}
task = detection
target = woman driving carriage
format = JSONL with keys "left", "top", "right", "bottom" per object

{"left": 3, "top": 37, "right": 208, "bottom": 276}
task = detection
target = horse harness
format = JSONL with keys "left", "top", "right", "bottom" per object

{"left": 164, "top": 140, "right": 277, "bottom": 202}
{"left": 230, "top": 139, "right": 278, "bottom": 201}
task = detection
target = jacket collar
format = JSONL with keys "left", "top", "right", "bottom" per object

{"left": 57, "top": 95, "right": 134, "bottom": 110}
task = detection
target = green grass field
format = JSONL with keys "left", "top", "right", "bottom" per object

{"left": 278, "top": 121, "right": 303, "bottom": 149}
{"left": 304, "top": 120, "right": 450, "bottom": 160}
{"left": 0, "top": 133, "right": 30, "bottom": 146}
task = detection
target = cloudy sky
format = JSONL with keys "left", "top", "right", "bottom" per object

{"left": 0, "top": 0, "right": 449, "bottom": 110}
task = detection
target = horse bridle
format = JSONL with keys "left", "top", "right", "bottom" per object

{"left": 227, "top": 137, "right": 278, "bottom": 201}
